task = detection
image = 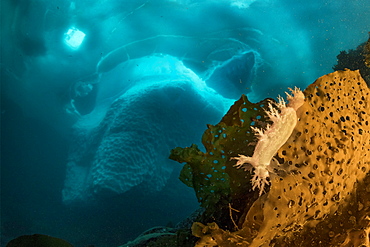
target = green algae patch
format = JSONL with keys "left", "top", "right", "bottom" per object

{"left": 170, "top": 95, "right": 273, "bottom": 217}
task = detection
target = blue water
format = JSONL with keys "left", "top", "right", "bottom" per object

{"left": 1, "top": 0, "right": 369, "bottom": 246}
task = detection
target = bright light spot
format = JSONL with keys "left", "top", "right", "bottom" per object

{"left": 64, "top": 27, "right": 85, "bottom": 50}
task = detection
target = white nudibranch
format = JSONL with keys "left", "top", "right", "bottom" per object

{"left": 231, "top": 87, "right": 305, "bottom": 196}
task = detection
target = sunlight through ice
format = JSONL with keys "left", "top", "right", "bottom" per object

{"left": 64, "top": 27, "right": 85, "bottom": 50}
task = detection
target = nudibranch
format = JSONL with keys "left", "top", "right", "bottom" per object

{"left": 231, "top": 87, "right": 305, "bottom": 196}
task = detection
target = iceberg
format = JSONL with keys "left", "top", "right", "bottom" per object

{"left": 62, "top": 51, "right": 256, "bottom": 204}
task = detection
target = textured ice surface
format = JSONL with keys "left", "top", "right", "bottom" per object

{"left": 62, "top": 55, "right": 236, "bottom": 204}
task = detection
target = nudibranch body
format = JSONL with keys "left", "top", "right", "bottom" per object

{"left": 232, "top": 87, "right": 305, "bottom": 196}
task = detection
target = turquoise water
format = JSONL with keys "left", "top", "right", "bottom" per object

{"left": 1, "top": 1, "right": 369, "bottom": 246}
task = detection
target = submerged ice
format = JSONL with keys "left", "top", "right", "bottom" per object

{"left": 62, "top": 33, "right": 261, "bottom": 204}
{"left": 63, "top": 53, "right": 248, "bottom": 204}
{"left": 2, "top": 0, "right": 369, "bottom": 207}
